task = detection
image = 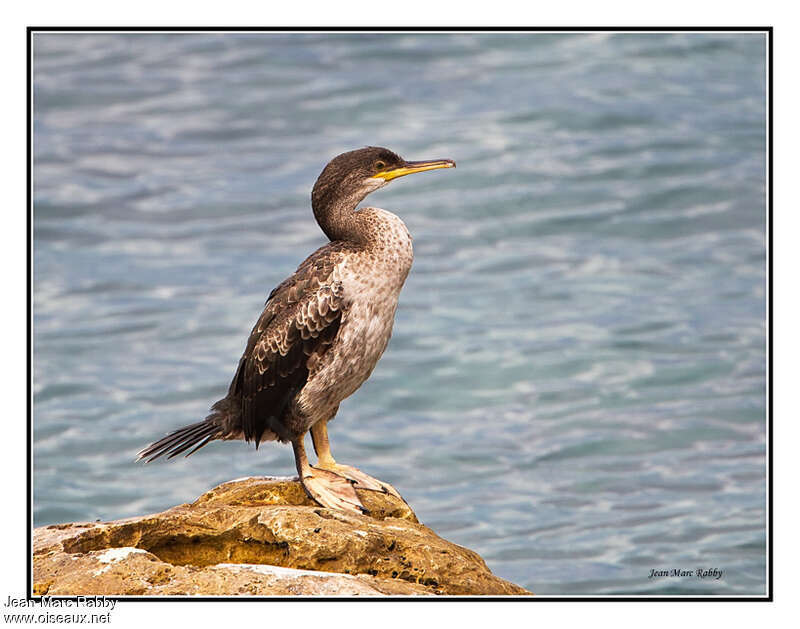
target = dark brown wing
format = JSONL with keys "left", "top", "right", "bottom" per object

{"left": 229, "top": 245, "right": 348, "bottom": 446}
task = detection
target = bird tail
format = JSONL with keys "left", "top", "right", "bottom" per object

{"left": 137, "top": 398, "right": 237, "bottom": 463}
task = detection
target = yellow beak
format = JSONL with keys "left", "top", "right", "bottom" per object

{"left": 372, "top": 158, "right": 456, "bottom": 182}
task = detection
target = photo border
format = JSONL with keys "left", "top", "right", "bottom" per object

{"left": 26, "top": 25, "right": 773, "bottom": 602}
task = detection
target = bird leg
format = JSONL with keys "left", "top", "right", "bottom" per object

{"left": 292, "top": 433, "right": 368, "bottom": 515}
{"left": 310, "top": 420, "right": 405, "bottom": 501}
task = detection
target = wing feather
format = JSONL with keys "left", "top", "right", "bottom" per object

{"left": 229, "top": 246, "right": 348, "bottom": 445}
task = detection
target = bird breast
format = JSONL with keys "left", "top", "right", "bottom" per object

{"left": 303, "top": 208, "right": 413, "bottom": 412}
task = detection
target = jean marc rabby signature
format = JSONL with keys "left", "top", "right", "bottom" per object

{"left": 648, "top": 568, "right": 723, "bottom": 580}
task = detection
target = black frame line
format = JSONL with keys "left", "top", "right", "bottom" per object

{"left": 26, "top": 25, "right": 773, "bottom": 603}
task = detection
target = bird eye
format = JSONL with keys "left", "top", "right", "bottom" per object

{"left": 374, "top": 160, "right": 387, "bottom": 171}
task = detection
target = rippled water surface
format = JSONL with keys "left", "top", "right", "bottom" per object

{"left": 33, "top": 32, "right": 767, "bottom": 595}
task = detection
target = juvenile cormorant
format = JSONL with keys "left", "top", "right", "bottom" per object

{"left": 138, "top": 147, "right": 455, "bottom": 515}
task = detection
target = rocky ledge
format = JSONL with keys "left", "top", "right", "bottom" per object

{"left": 33, "top": 476, "right": 530, "bottom": 597}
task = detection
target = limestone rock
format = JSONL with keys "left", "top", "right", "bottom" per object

{"left": 33, "top": 476, "right": 530, "bottom": 597}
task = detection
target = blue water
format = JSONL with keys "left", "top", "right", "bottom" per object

{"left": 32, "top": 32, "right": 767, "bottom": 595}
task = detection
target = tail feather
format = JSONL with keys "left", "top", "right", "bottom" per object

{"left": 137, "top": 420, "right": 223, "bottom": 463}
{"left": 184, "top": 433, "right": 216, "bottom": 457}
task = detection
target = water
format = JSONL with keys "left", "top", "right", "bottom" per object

{"left": 32, "top": 32, "right": 767, "bottom": 595}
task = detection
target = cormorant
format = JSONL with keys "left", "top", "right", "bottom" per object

{"left": 138, "top": 146, "right": 455, "bottom": 515}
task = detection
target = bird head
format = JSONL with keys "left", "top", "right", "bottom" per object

{"left": 312, "top": 146, "right": 455, "bottom": 212}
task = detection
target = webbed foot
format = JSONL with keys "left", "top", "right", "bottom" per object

{"left": 300, "top": 467, "right": 369, "bottom": 516}
{"left": 314, "top": 462, "right": 405, "bottom": 502}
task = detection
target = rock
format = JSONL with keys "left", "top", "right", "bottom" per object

{"left": 33, "top": 476, "right": 530, "bottom": 597}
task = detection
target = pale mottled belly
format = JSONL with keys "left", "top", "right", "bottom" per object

{"left": 336, "top": 299, "right": 398, "bottom": 393}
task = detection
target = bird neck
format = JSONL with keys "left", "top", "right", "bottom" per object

{"left": 312, "top": 187, "right": 371, "bottom": 244}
